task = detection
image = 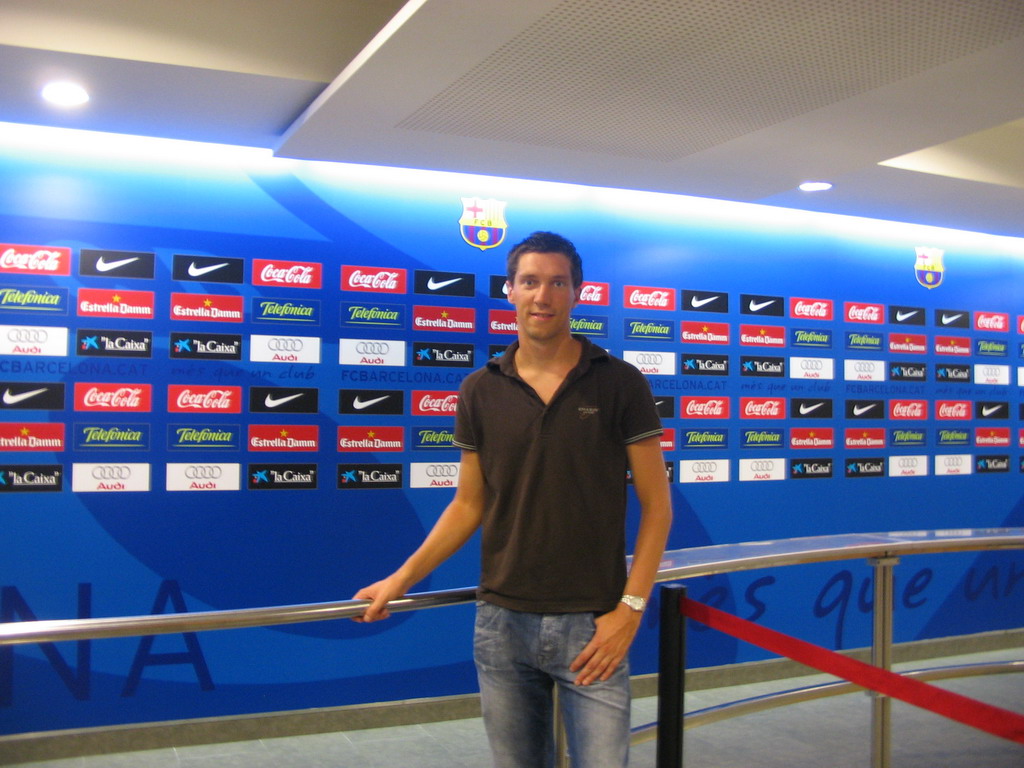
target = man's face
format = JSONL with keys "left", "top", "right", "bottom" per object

{"left": 506, "top": 251, "right": 580, "bottom": 343}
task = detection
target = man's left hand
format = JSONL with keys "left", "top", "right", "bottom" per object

{"left": 568, "top": 603, "right": 642, "bottom": 686}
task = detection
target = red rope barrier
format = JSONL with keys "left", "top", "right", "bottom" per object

{"left": 681, "top": 597, "right": 1024, "bottom": 745}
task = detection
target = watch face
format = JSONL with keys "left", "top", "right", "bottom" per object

{"left": 621, "top": 595, "right": 646, "bottom": 611}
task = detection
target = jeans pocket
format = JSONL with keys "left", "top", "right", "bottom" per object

{"left": 473, "top": 603, "right": 506, "bottom": 667}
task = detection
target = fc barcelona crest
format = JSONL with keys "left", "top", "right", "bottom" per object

{"left": 914, "top": 246, "right": 944, "bottom": 289}
{"left": 460, "top": 197, "right": 508, "bottom": 250}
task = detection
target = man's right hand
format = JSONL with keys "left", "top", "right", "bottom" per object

{"left": 351, "top": 575, "right": 408, "bottom": 622}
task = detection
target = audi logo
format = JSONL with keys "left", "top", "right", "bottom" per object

{"left": 7, "top": 328, "right": 48, "bottom": 343}
{"left": 747, "top": 460, "right": 776, "bottom": 472}
{"left": 91, "top": 465, "right": 132, "bottom": 480}
{"left": 356, "top": 342, "right": 391, "bottom": 355}
{"left": 801, "top": 360, "right": 824, "bottom": 370}
{"left": 184, "top": 465, "right": 223, "bottom": 480}
{"left": 267, "top": 338, "right": 304, "bottom": 352}
{"left": 425, "top": 464, "right": 458, "bottom": 478}
{"left": 896, "top": 457, "right": 920, "bottom": 469}
{"left": 851, "top": 362, "right": 877, "bottom": 373}
{"left": 981, "top": 366, "right": 1002, "bottom": 376}
{"left": 633, "top": 353, "right": 664, "bottom": 365}
{"left": 941, "top": 456, "right": 964, "bottom": 468}
{"left": 690, "top": 462, "right": 719, "bottom": 473}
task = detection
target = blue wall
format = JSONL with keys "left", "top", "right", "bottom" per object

{"left": 1, "top": 127, "right": 1022, "bottom": 733}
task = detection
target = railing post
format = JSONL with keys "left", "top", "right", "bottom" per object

{"left": 869, "top": 555, "right": 899, "bottom": 768}
{"left": 657, "top": 584, "right": 687, "bottom": 768}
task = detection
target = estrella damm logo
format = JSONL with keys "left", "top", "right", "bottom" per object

{"left": 459, "top": 198, "right": 507, "bottom": 250}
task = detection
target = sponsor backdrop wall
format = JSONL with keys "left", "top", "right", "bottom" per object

{"left": 1, "top": 125, "right": 1022, "bottom": 734}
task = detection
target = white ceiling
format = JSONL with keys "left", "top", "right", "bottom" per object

{"left": 1, "top": 0, "right": 1023, "bottom": 238}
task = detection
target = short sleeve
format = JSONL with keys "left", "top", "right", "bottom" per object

{"left": 452, "top": 371, "right": 479, "bottom": 451}
{"left": 620, "top": 362, "right": 664, "bottom": 445}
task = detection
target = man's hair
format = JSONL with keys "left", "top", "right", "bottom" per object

{"left": 506, "top": 231, "right": 584, "bottom": 289}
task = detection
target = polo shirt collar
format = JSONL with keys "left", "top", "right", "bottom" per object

{"left": 488, "top": 334, "right": 608, "bottom": 380}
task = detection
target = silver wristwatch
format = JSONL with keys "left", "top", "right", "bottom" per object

{"left": 620, "top": 594, "right": 647, "bottom": 613}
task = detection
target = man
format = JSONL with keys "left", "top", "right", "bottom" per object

{"left": 355, "top": 231, "right": 672, "bottom": 767}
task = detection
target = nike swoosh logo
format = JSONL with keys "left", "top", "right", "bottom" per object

{"left": 798, "top": 403, "right": 824, "bottom": 415}
{"left": 748, "top": 299, "right": 775, "bottom": 312}
{"left": 2, "top": 387, "right": 48, "bottom": 405}
{"left": 264, "top": 393, "right": 303, "bottom": 408}
{"left": 853, "top": 405, "right": 876, "bottom": 416}
{"left": 96, "top": 256, "right": 139, "bottom": 272}
{"left": 690, "top": 295, "right": 719, "bottom": 308}
{"left": 188, "top": 262, "right": 228, "bottom": 278}
{"left": 353, "top": 395, "right": 389, "bottom": 410}
{"left": 895, "top": 310, "right": 919, "bottom": 321}
{"left": 982, "top": 406, "right": 1002, "bottom": 416}
{"left": 427, "top": 277, "right": 461, "bottom": 291}
{"left": 941, "top": 313, "right": 964, "bottom": 325}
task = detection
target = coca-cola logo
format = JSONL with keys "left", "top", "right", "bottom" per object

{"left": 341, "top": 265, "right": 406, "bottom": 294}
{"left": 889, "top": 400, "right": 927, "bottom": 420}
{"left": 0, "top": 244, "right": 71, "bottom": 276}
{"left": 85, "top": 388, "right": 139, "bottom": 408}
{"left": 935, "top": 400, "right": 971, "bottom": 420}
{"left": 412, "top": 390, "right": 459, "bottom": 415}
{"left": 790, "top": 298, "right": 833, "bottom": 320}
{"left": 578, "top": 282, "right": 609, "bottom": 306}
{"left": 740, "top": 397, "right": 785, "bottom": 419}
{"left": 974, "top": 312, "right": 1008, "bottom": 332}
{"left": 844, "top": 302, "right": 883, "bottom": 323}
{"left": 681, "top": 397, "right": 729, "bottom": 418}
{"left": 625, "top": 286, "right": 675, "bottom": 311}
{"left": 253, "top": 259, "right": 322, "bottom": 289}
{"left": 74, "top": 383, "right": 151, "bottom": 412}
{"left": 168, "top": 385, "right": 241, "bottom": 413}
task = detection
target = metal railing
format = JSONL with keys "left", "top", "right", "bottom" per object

{"left": 2, "top": 528, "right": 1022, "bottom": 768}
{"left": 2, "top": 528, "right": 1019, "bottom": 647}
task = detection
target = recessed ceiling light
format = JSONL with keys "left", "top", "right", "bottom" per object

{"left": 41, "top": 81, "right": 90, "bottom": 108}
{"left": 798, "top": 181, "right": 833, "bottom": 192}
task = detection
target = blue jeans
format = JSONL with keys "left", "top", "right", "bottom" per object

{"left": 473, "top": 602, "right": 632, "bottom": 768}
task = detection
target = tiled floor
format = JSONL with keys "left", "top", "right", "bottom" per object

{"left": 9, "top": 650, "right": 1022, "bottom": 767}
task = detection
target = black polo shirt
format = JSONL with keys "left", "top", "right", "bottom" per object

{"left": 453, "top": 335, "right": 663, "bottom": 614}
